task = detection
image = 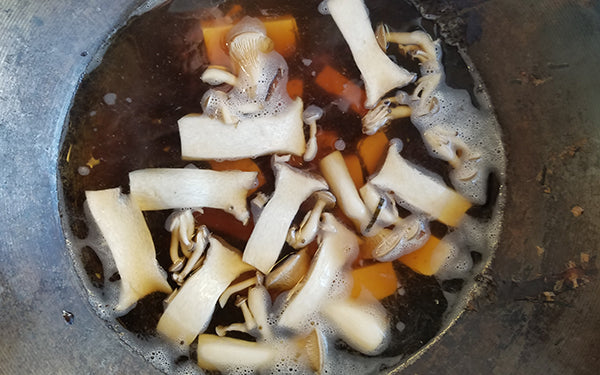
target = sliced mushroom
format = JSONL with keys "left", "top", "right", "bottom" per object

{"left": 369, "top": 139, "right": 472, "bottom": 227}
{"left": 85, "top": 188, "right": 172, "bottom": 311}
{"left": 129, "top": 168, "right": 257, "bottom": 224}
{"left": 196, "top": 334, "right": 276, "bottom": 372}
{"left": 321, "top": 297, "right": 390, "bottom": 356}
{"left": 178, "top": 97, "right": 306, "bottom": 160}
{"left": 265, "top": 248, "right": 311, "bottom": 293}
{"left": 302, "top": 105, "right": 323, "bottom": 162}
{"left": 278, "top": 213, "right": 358, "bottom": 334}
{"left": 156, "top": 236, "right": 253, "bottom": 345}
{"left": 319, "top": 151, "right": 374, "bottom": 235}
{"left": 247, "top": 278, "right": 274, "bottom": 339}
{"left": 327, "top": 0, "right": 416, "bottom": 108}
{"left": 287, "top": 191, "right": 336, "bottom": 249}
{"left": 165, "top": 208, "right": 196, "bottom": 272}
{"left": 243, "top": 157, "right": 328, "bottom": 273}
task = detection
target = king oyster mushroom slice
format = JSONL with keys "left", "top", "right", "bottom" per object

{"left": 85, "top": 188, "right": 172, "bottom": 311}
{"left": 287, "top": 191, "right": 336, "bottom": 249}
{"left": 156, "top": 236, "right": 253, "bottom": 346}
{"left": 201, "top": 65, "right": 238, "bottom": 86}
{"left": 369, "top": 139, "right": 472, "bottom": 227}
{"left": 265, "top": 248, "right": 311, "bottom": 293}
{"left": 321, "top": 297, "right": 390, "bottom": 356}
{"left": 320, "top": 151, "right": 379, "bottom": 235}
{"left": 178, "top": 97, "right": 306, "bottom": 160}
{"left": 196, "top": 334, "right": 276, "bottom": 373}
{"left": 278, "top": 213, "right": 359, "bottom": 334}
{"left": 300, "top": 328, "right": 327, "bottom": 374}
{"left": 327, "top": 0, "right": 416, "bottom": 108}
{"left": 128, "top": 168, "right": 257, "bottom": 224}
{"left": 243, "top": 156, "right": 328, "bottom": 274}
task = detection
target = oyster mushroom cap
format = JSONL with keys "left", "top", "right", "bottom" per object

{"left": 265, "top": 248, "right": 311, "bottom": 293}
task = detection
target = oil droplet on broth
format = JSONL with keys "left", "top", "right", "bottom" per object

{"left": 58, "top": 0, "right": 505, "bottom": 373}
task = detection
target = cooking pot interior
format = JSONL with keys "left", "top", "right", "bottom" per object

{"left": 0, "top": 0, "right": 598, "bottom": 374}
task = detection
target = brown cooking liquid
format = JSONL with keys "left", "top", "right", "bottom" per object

{"left": 58, "top": 0, "right": 504, "bottom": 373}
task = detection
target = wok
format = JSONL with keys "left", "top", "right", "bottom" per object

{"left": 0, "top": 0, "right": 598, "bottom": 373}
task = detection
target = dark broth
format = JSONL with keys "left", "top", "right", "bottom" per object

{"left": 58, "top": 0, "right": 504, "bottom": 373}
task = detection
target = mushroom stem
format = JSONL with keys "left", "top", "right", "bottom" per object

{"left": 201, "top": 65, "right": 238, "bottom": 86}
{"left": 85, "top": 188, "right": 172, "bottom": 311}
{"left": 157, "top": 236, "right": 253, "bottom": 345}
{"left": 218, "top": 276, "right": 258, "bottom": 308}
{"left": 319, "top": 151, "right": 373, "bottom": 235}
{"left": 196, "top": 334, "right": 275, "bottom": 372}
{"left": 129, "top": 168, "right": 257, "bottom": 224}
{"left": 236, "top": 296, "right": 257, "bottom": 332}
{"left": 327, "top": 0, "right": 416, "bottom": 108}
{"left": 369, "top": 139, "right": 472, "bottom": 227}
{"left": 287, "top": 191, "right": 336, "bottom": 249}
{"left": 278, "top": 213, "right": 359, "bottom": 334}
{"left": 243, "top": 157, "right": 328, "bottom": 273}
{"left": 302, "top": 105, "right": 324, "bottom": 162}
{"left": 321, "top": 297, "right": 390, "bottom": 356}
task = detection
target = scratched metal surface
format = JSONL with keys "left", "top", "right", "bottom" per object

{"left": 0, "top": 0, "right": 598, "bottom": 374}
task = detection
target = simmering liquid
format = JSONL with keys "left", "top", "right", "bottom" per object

{"left": 58, "top": 0, "right": 505, "bottom": 373}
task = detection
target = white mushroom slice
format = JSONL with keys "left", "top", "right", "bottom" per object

{"left": 243, "top": 159, "right": 328, "bottom": 273}
{"left": 372, "top": 214, "right": 431, "bottom": 262}
{"left": 327, "top": 0, "right": 416, "bottom": 108}
{"left": 302, "top": 105, "right": 324, "bottom": 162}
{"left": 215, "top": 323, "right": 249, "bottom": 337}
{"left": 218, "top": 276, "right": 258, "bottom": 308}
{"left": 369, "top": 139, "right": 472, "bottom": 226}
{"left": 129, "top": 168, "right": 257, "bottom": 224}
{"left": 359, "top": 182, "right": 399, "bottom": 228}
{"left": 85, "top": 188, "right": 172, "bottom": 311}
{"left": 321, "top": 297, "right": 390, "bottom": 356}
{"left": 319, "top": 151, "right": 373, "bottom": 235}
{"left": 165, "top": 209, "right": 196, "bottom": 260}
{"left": 201, "top": 66, "right": 238, "bottom": 86}
{"left": 196, "top": 334, "right": 276, "bottom": 372}
{"left": 278, "top": 213, "right": 358, "bottom": 334}
{"left": 287, "top": 191, "right": 336, "bottom": 249}
{"left": 178, "top": 97, "right": 306, "bottom": 160}
{"left": 265, "top": 249, "right": 311, "bottom": 293}
{"left": 156, "top": 237, "right": 253, "bottom": 345}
